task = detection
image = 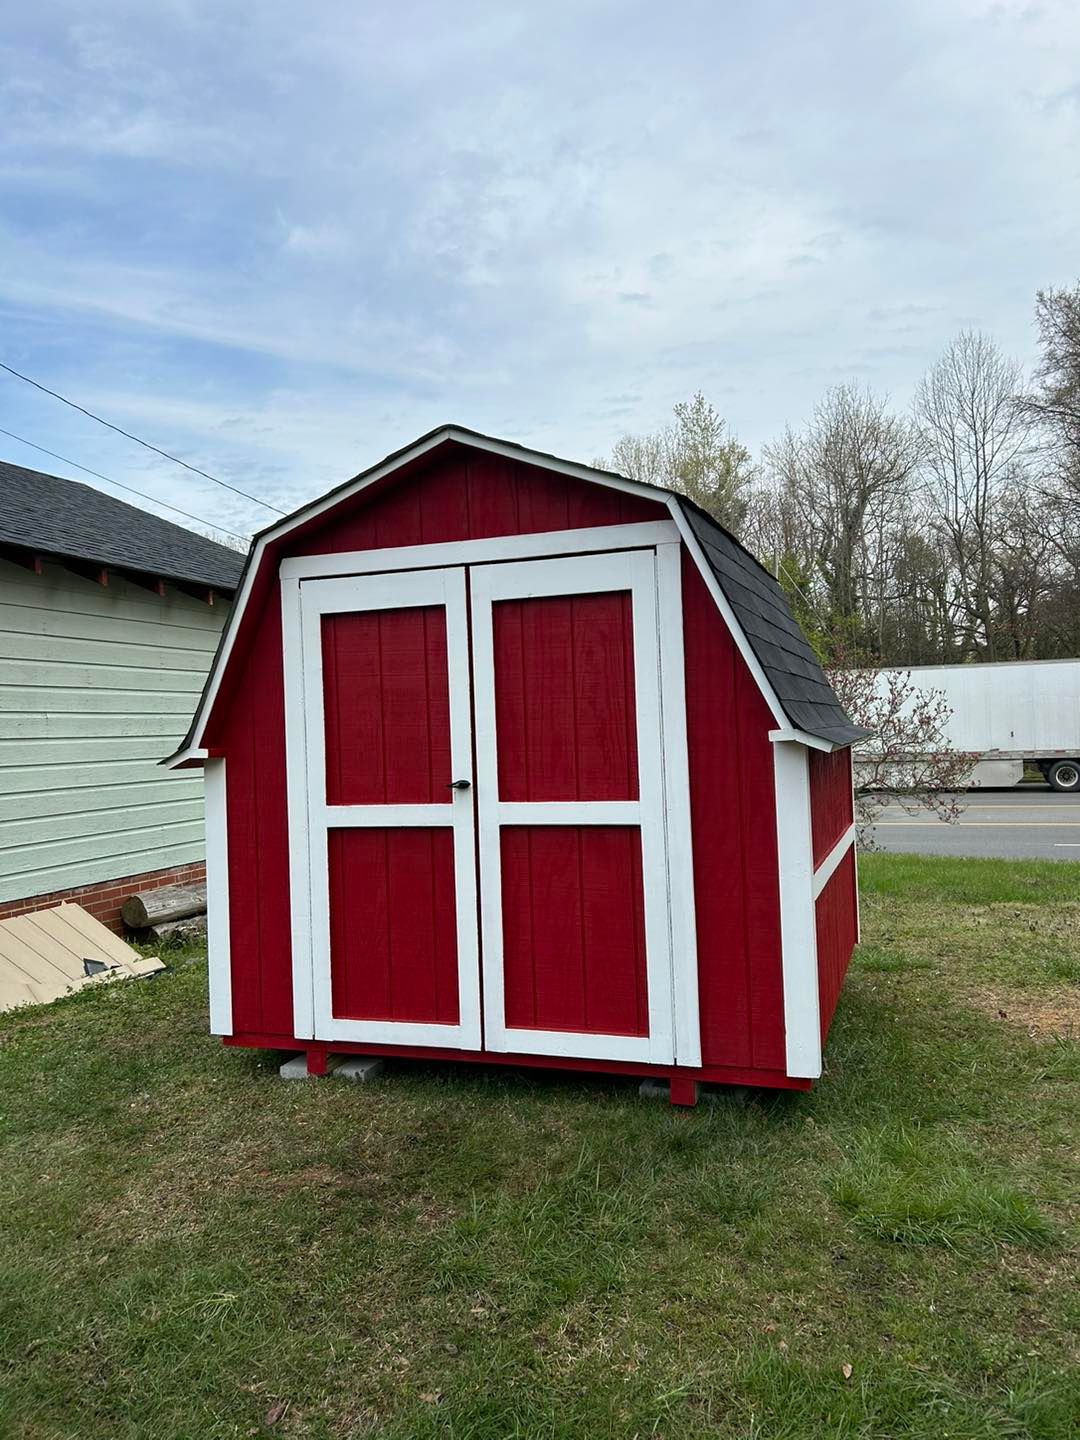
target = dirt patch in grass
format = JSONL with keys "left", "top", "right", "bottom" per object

{"left": 965, "top": 985, "right": 1080, "bottom": 1040}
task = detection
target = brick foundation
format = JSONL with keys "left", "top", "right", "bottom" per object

{"left": 0, "top": 861, "right": 207, "bottom": 935}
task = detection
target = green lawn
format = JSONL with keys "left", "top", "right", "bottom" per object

{"left": 1, "top": 856, "right": 1077, "bottom": 1439}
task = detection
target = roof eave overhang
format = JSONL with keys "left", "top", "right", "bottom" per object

{"left": 1, "top": 538, "right": 239, "bottom": 597}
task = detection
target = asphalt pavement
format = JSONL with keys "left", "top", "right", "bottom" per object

{"left": 869, "top": 788, "right": 1080, "bottom": 861}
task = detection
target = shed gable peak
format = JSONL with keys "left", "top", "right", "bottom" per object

{"left": 162, "top": 426, "right": 862, "bottom": 768}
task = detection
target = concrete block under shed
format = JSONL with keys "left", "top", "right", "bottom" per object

{"left": 279, "top": 1053, "right": 342, "bottom": 1080}
{"left": 333, "top": 1056, "right": 384, "bottom": 1082}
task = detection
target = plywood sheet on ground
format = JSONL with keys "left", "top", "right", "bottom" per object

{"left": 0, "top": 903, "right": 163, "bottom": 1013}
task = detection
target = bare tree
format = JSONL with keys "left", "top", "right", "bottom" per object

{"left": 1027, "top": 282, "right": 1080, "bottom": 510}
{"left": 603, "top": 392, "right": 755, "bottom": 533}
{"left": 914, "top": 332, "right": 1032, "bottom": 660}
{"left": 759, "top": 385, "right": 924, "bottom": 655}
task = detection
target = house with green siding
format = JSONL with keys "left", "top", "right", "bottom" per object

{"left": 0, "top": 461, "right": 243, "bottom": 929}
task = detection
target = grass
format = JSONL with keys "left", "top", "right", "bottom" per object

{"left": 0, "top": 856, "right": 1077, "bottom": 1439}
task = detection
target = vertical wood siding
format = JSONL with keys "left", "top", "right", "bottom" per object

{"left": 815, "top": 846, "right": 858, "bottom": 1040}
{"left": 328, "top": 827, "right": 460, "bottom": 1023}
{"left": 322, "top": 607, "right": 451, "bottom": 805}
{"left": 0, "top": 558, "right": 228, "bottom": 906}
{"left": 492, "top": 593, "right": 639, "bottom": 802}
{"left": 500, "top": 826, "right": 648, "bottom": 1036}
{"left": 808, "top": 747, "right": 854, "bottom": 867}
{"left": 681, "top": 550, "right": 785, "bottom": 1071}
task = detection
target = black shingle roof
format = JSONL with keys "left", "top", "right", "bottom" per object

{"left": 0, "top": 459, "right": 244, "bottom": 592}
{"left": 676, "top": 501, "right": 870, "bottom": 746}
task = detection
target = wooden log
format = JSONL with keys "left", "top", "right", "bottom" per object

{"left": 121, "top": 883, "right": 206, "bottom": 930}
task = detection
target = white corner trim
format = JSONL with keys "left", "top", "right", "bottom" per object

{"left": 851, "top": 758, "right": 862, "bottom": 944}
{"left": 772, "top": 741, "right": 822, "bottom": 1079}
{"left": 204, "top": 756, "right": 232, "bottom": 1036}
{"left": 812, "top": 824, "right": 857, "bottom": 900}
{"left": 655, "top": 540, "right": 701, "bottom": 1068}
{"left": 281, "top": 572, "right": 314, "bottom": 1038}
{"left": 768, "top": 727, "right": 840, "bottom": 754}
{"left": 666, "top": 500, "right": 788, "bottom": 731}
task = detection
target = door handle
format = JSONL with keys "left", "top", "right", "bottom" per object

{"left": 448, "top": 779, "right": 471, "bottom": 790}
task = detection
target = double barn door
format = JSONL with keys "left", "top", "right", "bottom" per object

{"left": 289, "top": 544, "right": 693, "bottom": 1065}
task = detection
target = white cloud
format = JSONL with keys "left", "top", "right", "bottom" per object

{"left": 0, "top": 0, "right": 1077, "bottom": 535}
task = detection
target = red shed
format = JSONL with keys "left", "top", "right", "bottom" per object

{"left": 165, "top": 428, "right": 867, "bottom": 1104}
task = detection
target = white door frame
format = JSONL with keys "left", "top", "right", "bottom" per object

{"left": 290, "top": 566, "right": 482, "bottom": 1048}
{"left": 470, "top": 549, "right": 675, "bottom": 1064}
{"left": 280, "top": 521, "right": 699, "bottom": 1065}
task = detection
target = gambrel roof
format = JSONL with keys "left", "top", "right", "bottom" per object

{"left": 164, "top": 426, "right": 867, "bottom": 766}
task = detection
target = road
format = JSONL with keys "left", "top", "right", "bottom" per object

{"left": 869, "top": 788, "right": 1080, "bottom": 860}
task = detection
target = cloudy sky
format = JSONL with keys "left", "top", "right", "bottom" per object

{"left": 1, "top": 0, "right": 1078, "bottom": 539}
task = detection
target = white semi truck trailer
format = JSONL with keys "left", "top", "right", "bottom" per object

{"left": 872, "top": 659, "right": 1080, "bottom": 793}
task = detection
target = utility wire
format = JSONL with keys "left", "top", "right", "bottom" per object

{"left": 0, "top": 359, "right": 285, "bottom": 515}
{"left": 0, "top": 425, "right": 250, "bottom": 543}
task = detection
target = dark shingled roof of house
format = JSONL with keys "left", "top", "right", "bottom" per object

{"left": 675, "top": 500, "right": 870, "bottom": 746}
{"left": 0, "top": 459, "right": 245, "bottom": 592}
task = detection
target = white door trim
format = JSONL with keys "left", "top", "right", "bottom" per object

{"left": 279, "top": 520, "right": 679, "bottom": 582}
{"left": 286, "top": 566, "right": 482, "bottom": 1049}
{"left": 773, "top": 741, "right": 822, "bottom": 1078}
{"left": 655, "top": 540, "right": 701, "bottom": 1066}
{"left": 470, "top": 549, "right": 676, "bottom": 1064}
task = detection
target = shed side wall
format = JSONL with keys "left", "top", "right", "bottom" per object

{"left": 809, "top": 747, "right": 853, "bottom": 867}
{"left": 815, "top": 846, "right": 858, "bottom": 1040}
{"left": 681, "top": 550, "right": 785, "bottom": 1071}
{"left": 0, "top": 558, "right": 225, "bottom": 905}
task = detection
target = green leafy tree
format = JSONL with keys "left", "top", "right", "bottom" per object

{"left": 600, "top": 392, "right": 754, "bottom": 534}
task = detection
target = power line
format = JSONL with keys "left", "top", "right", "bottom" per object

{"left": 0, "top": 425, "right": 250, "bottom": 543}
{"left": 0, "top": 359, "right": 285, "bottom": 515}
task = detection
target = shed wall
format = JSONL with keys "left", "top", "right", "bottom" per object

{"left": 809, "top": 747, "right": 853, "bottom": 866}
{"left": 0, "top": 557, "right": 227, "bottom": 905}
{"left": 214, "top": 451, "right": 786, "bottom": 1075}
{"left": 815, "top": 846, "right": 858, "bottom": 1040}
{"left": 681, "top": 551, "right": 784, "bottom": 1071}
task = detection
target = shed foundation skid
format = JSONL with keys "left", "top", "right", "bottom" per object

{"left": 227, "top": 1036, "right": 812, "bottom": 1105}
{"left": 171, "top": 429, "right": 864, "bottom": 1098}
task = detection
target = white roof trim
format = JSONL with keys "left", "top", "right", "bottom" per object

{"left": 666, "top": 501, "right": 788, "bottom": 732}
{"left": 164, "top": 427, "right": 795, "bottom": 766}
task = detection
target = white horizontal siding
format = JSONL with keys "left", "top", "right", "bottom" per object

{"left": 0, "top": 776, "right": 202, "bottom": 824}
{"left": 0, "top": 558, "right": 230, "bottom": 904}
{"left": 0, "top": 686, "right": 197, "bottom": 714}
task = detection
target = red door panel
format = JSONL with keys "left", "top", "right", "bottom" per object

{"left": 500, "top": 826, "right": 648, "bottom": 1036}
{"left": 492, "top": 591, "right": 638, "bottom": 801}
{"left": 322, "top": 606, "right": 451, "bottom": 805}
{"left": 328, "top": 828, "right": 460, "bottom": 1024}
